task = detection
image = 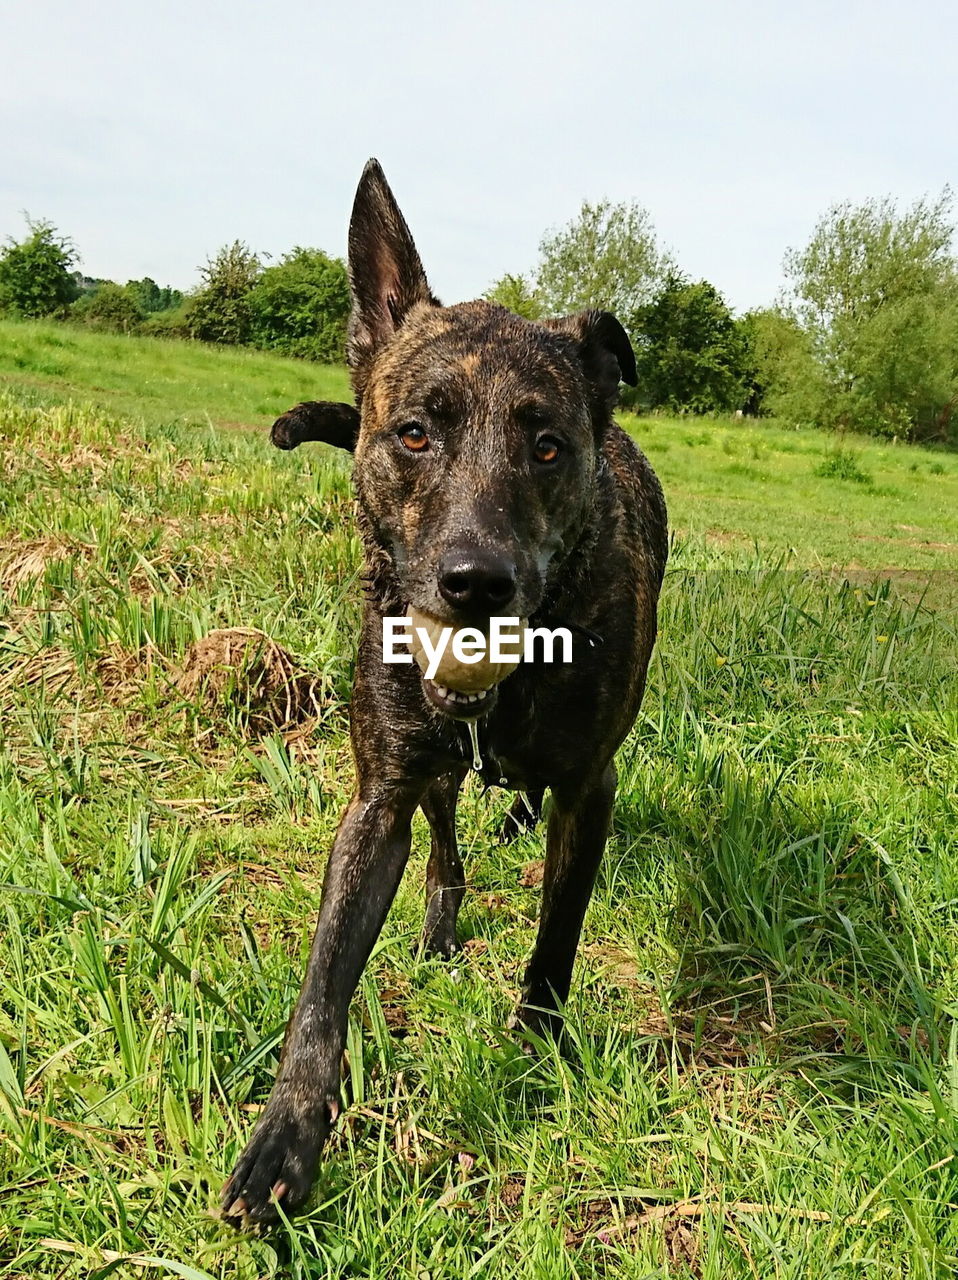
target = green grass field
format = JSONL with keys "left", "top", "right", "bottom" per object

{"left": 1, "top": 321, "right": 957, "bottom": 1277}
{"left": 3, "top": 318, "right": 956, "bottom": 573}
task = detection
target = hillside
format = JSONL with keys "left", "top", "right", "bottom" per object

{"left": 2, "top": 318, "right": 957, "bottom": 572}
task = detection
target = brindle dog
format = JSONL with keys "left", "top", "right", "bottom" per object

{"left": 221, "top": 160, "right": 667, "bottom": 1227}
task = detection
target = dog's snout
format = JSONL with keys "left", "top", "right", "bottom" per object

{"left": 438, "top": 546, "right": 517, "bottom": 613}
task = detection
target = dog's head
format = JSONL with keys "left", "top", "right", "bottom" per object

{"left": 346, "top": 160, "right": 637, "bottom": 638}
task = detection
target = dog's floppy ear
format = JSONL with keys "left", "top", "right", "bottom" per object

{"left": 270, "top": 401, "right": 360, "bottom": 452}
{"left": 347, "top": 159, "right": 439, "bottom": 376}
{"left": 542, "top": 310, "right": 637, "bottom": 409}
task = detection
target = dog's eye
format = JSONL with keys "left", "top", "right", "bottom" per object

{"left": 397, "top": 424, "right": 429, "bottom": 452}
{"left": 533, "top": 434, "right": 562, "bottom": 465}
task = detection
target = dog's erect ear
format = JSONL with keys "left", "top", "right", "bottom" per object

{"left": 542, "top": 310, "right": 638, "bottom": 409}
{"left": 270, "top": 402, "right": 361, "bottom": 452}
{"left": 347, "top": 159, "right": 438, "bottom": 375}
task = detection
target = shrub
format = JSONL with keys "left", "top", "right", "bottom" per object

{"left": 0, "top": 218, "right": 79, "bottom": 318}
{"left": 248, "top": 248, "right": 350, "bottom": 362}
{"left": 814, "top": 447, "right": 873, "bottom": 484}
{"left": 140, "top": 304, "right": 194, "bottom": 339}
{"left": 740, "top": 307, "right": 825, "bottom": 423}
{"left": 187, "top": 241, "right": 261, "bottom": 345}
{"left": 71, "top": 282, "right": 145, "bottom": 333}
{"left": 632, "top": 272, "right": 751, "bottom": 413}
{"left": 484, "top": 273, "right": 544, "bottom": 320}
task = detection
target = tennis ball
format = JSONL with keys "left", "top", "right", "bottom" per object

{"left": 407, "top": 608, "right": 526, "bottom": 692}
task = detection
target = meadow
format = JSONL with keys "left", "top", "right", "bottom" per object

{"left": 0, "top": 320, "right": 956, "bottom": 1278}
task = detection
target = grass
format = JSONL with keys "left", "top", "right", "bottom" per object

{"left": 0, "top": 318, "right": 351, "bottom": 432}
{"left": 3, "top": 317, "right": 957, "bottom": 573}
{"left": 632, "top": 419, "right": 958, "bottom": 574}
{"left": 0, "top": 324, "right": 957, "bottom": 1277}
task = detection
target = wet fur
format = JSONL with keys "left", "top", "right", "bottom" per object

{"left": 221, "top": 161, "right": 667, "bottom": 1228}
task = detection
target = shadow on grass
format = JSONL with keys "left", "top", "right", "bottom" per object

{"left": 610, "top": 761, "right": 946, "bottom": 1098}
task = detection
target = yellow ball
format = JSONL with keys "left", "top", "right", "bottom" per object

{"left": 407, "top": 608, "right": 526, "bottom": 692}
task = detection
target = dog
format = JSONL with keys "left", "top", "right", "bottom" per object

{"left": 221, "top": 160, "right": 668, "bottom": 1227}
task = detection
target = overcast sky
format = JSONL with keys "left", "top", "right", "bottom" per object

{"left": 3, "top": 0, "right": 955, "bottom": 313}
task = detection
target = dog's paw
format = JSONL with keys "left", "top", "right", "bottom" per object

{"left": 420, "top": 913, "right": 462, "bottom": 961}
{"left": 509, "top": 999, "right": 565, "bottom": 1051}
{"left": 420, "top": 931, "right": 462, "bottom": 962}
{"left": 421, "top": 886, "right": 464, "bottom": 961}
{"left": 219, "top": 1095, "right": 337, "bottom": 1229}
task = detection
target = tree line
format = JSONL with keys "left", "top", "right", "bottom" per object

{"left": 488, "top": 189, "right": 958, "bottom": 442}
{"left": 2, "top": 189, "right": 957, "bottom": 441}
{"left": 0, "top": 220, "right": 349, "bottom": 363}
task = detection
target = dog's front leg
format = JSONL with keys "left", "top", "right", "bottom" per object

{"left": 515, "top": 764, "right": 616, "bottom": 1041}
{"left": 220, "top": 782, "right": 421, "bottom": 1227}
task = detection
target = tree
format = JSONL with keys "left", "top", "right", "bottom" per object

{"left": 736, "top": 308, "right": 820, "bottom": 418}
{"left": 0, "top": 217, "right": 79, "bottom": 317}
{"left": 534, "top": 199, "right": 670, "bottom": 326}
{"left": 781, "top": 191, "right": 958, "bottom": 438}
{"left": 248, "top": 248, "right": 350, "bottom": 362}
{"left": 71, "top": 281, "right": 145, "bottom": 333}
{"left": 484, "top": 273, "right": 544, "bottom": 320}
{"left": 187, "top": 241, "right": 261, "bottom": 345}
{"left": 633, "top": 272, "right": 750, "bottom": 413}
{"left": 126, "top": 277, "right": 183, "bottom": 313}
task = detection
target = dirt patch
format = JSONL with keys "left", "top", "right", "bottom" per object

{"left": 854, "top": 532, "right": 958, "bottom": 551}
{"left": 636, "top": 1001, "right": 759, "bottom": 1070}
{"left": 96, "top": 643, "right": 161, "bottom": 702}
{"left": 519, "top": 860, "right": 545, "bottom": 888}
{"left": 0, "top": 643, "right": 77, "bottom": 699}
{"left": 495, "top": 1182, "right": 704, "bottom": 1271}
{"left": 585, "top": 943, "right": 647, "bottom": 991}
{"left": 175, "top": 627, "right": 324, "bottom": 737}
{"left": 704, "top": 527, "right": 751, "bottom": 549}
{"left": 568, "top": 1199, "right": 701, "bottom": 1271}
{"left": 661, "top": 1218, "right": 700, "bottom": 1272}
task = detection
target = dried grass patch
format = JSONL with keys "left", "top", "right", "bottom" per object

{"left": 0, "top": 537, "right": 78, "bottom": 590}
{"left": 5, "top": 435, "right": 139, "bottom": 484}
{"left": 0, "top": 639, "right": 161, "bottom": 704}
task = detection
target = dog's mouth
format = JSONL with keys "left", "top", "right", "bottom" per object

{"left": 403, "top": 605, "right": 522, "bottom": 721}
{"left": 421, "top": 677, "right": 498, "bottom": 720}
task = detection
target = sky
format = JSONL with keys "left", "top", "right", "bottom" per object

{"left": 2, "top": 0, "right": 956, "bottom": 314}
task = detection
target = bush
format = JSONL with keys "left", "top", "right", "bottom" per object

{"left": 248, "top": 248, "right": 350, "bottom": 362}
{"left": 814, "top": 447, "right": 873, "bottom": 484}
{"left": 140, "top": 304, "right": 194, "bottom": 339}
{"left": 739, "top": 307, "right": 825, "bottom": 422}
{"left": 187, "top": 241, "right": 261, "bottom": 345}
{"left": 484, "top": 273, "right": 544, "bottom": 320}
{"left": 71, "top": 282, "right": 145, "bottom": 333}
{"left": 632, "top": 272, "right": 751, "bottom": 413}
{"left": 0, "top": 218, "right": 79, "bottom": 318}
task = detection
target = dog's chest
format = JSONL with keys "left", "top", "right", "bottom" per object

{"left": 450, "top": 678, "right": 597, "bottom": 791}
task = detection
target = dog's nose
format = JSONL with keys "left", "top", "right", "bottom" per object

{"left": 438, "top": 547, "right": 517, "bottom": 613}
